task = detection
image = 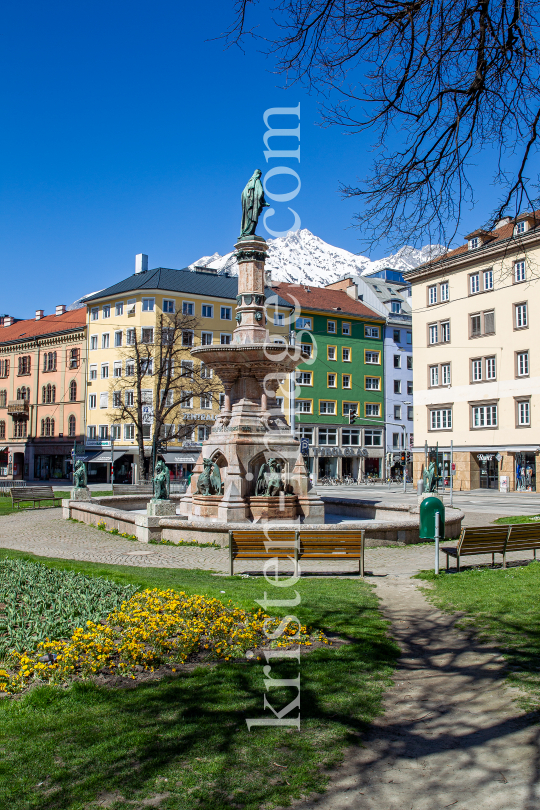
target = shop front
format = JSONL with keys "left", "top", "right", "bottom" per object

{"left": 161, "top": 450, "right": 201, "bottom": 480}
{"left": 514, "top": 452, "right": 536, "bottom": 491}
{"left": 310, "top": 446, "right": 369, "bottom": 482}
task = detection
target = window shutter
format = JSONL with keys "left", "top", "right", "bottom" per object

{"left": 484, "top": 311, "right": 495, "bottom": 334}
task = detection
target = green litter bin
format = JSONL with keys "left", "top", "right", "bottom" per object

{"left": 419, "top": 496, "right": 445, "bottom": 540}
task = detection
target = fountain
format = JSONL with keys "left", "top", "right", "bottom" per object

{"left": 181, "top": 200, "right": 324, "bottom": 523}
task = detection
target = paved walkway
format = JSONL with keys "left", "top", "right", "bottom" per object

{"left": 1, "top": 509, "right": 539, "bottom": 809}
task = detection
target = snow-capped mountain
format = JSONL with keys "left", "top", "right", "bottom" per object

{"left": 191, "top": 229, "right": 445, "bottom": 285}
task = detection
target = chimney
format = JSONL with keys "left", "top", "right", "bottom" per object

{"left": 55, "top": 304, "right": 67, "bottom": 316}
{"left": 35, "top": 310, "right": 44, "bottom": 320}
{"left": 135, "top": 253, "right": 148, "bottom": 274}
{"left": 345, "top": 282, "right": 359, "bottom": 301}
{"left": 3, "top": 317, "right": 13, "bottom": 327}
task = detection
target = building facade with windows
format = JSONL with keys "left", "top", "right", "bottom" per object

{"left": 406, "top": 212, "right": 540, "bottom": 491}
{"left": 83, "top": 259, "right": 292, "bottom": 482}
{"left": 0, "top": 307, "right": 87, "bottom": 481}
{"left": 274, "top": 283, "right": 385, "bottom": 481}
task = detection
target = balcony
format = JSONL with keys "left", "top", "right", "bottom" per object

{"left": 8, "top": 401, "right": 29, "bottom": 415}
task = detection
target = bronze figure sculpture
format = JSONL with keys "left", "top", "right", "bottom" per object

{"left": 196, "top": 458, "right": 224, "bottom": 496}
{"left": 255, "top": 458, "right": 285, "bottom": 496}
{"left": 73, "top": 459, "right": 87, "bottom": 489}
{"left": 153, "top": 459, "right": 170, "bottom": 500}
{"left": 240, "top": 169, "right": 270, "bottom": 237}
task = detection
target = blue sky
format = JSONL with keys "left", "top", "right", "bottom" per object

{"left": 1, "top": 0, "right": 496, "bottom": 316}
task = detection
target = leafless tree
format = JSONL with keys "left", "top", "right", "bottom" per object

{"left": 227, "top": 0, "right": 540, "bottom": 249}
{"left": 109, "top": 312, "right": 222, "bottom": 480}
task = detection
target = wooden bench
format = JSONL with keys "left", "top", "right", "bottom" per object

{"left": 112, "top": 484, "right": 153, "bottom": 495}
{"left": 11, "top": 486, "right": 62, "bottom": 509}
{"left": 229, "top": 529, "right": 365, "bottom": 576}
{"left": 443, "top": 524, "right": 540, "bottom": 571}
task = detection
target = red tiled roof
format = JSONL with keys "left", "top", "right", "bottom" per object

{"left": 273, "top": 282, "right": 382, "bottom": 320}
{"left": 0, "top": 309, "right": 86, "bottom": 345}
{"left": 418, "top": 211, "right": 540, "bottom": 270}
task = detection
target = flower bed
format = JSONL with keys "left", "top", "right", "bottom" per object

{"left": 0, "top": 566, "right": 327, "bottom": 694}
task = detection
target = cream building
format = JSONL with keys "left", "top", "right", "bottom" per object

{"left": 405, "top": 213, "right": 540, "bottom": 492}
{"left": 82, "top": 256, "right": 291, "bottom": 483}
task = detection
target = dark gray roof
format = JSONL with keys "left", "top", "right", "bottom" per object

{"left": 83, "top": 267, "right": 293, "bottom": 308}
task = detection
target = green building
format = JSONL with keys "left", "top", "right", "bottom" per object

{"left": 275, "top": 283, "right": 385, "bottom": 481}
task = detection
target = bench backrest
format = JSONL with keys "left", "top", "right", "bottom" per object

{"left": 299, "top": 531, "right": 364, "bottom": 553}
{"left": 457, "top": 526, "right": 509, "bottom": 555}
{"left": 230, "top": 531, "right": 296, "bottom": 557}
{"left": 112, "top": 484, "right": 153, "bottom": 495}
{"left": 505, "top": 523, "right": 540, "bottom": 552}
{"left": 12, "top": 486, "right": 55, "bottom": 498}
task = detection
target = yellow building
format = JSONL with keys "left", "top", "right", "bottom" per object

{"left": 405, "top": 213, "right": 540, "bottom": 491}
{"left": 82, "top": 257, "right": 291, "bottom": 483}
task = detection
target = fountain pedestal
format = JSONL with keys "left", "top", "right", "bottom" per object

{"left": 181, "top": 234, "right": 324, "bottom": 525}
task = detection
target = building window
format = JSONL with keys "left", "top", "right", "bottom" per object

{"left": 365, "top": 325, "right": 380, "bottom": 338}
{"left": 515, "top": 220, "right": 526, "bottom": 235}
{"left": 319, "top": 428, "right": 337, "bottom": 445}
{"left": 472, "top": 404, "right": 497, "bottom": 428}
{"left": 483, "top": 270, "right": 493, "bottom": 290}
{"left": 364, "top": 429, "right": 382, "bottom": 446}
{"left": 114, "top": 330, "right": 123, "bottom": 347}
{"left": 407, "top": 406, "right": 413, "bottom": 420}
{"left": 394, "top": 380, "right": 401, "bottom": 394}
{"left": 394, "top": 355, "right": 401, "bottom": 369}
{"left": 515, "top": 303, "right": 528, "bottom": 329}
{"left": 341, "top": 428, "right": 360, "bottom": 446}
{"left": 115, "top": 301, "right": 124, "bottom": 316}
{"left": 273, "top": 312, "right": 284, "bottom": 326}
{"left": 0, "top": 391, "right": 6, "bottom": 408}
{"left": 342, "top": 347, "right": 351, "bottom": 362}
{"left": 201, "top": 304, "right": 213, "bottom": 318}
{"left": 430, "top": 408, "right": 452, "bottom": 430}
{"left": 68, "top": 415, "right": 76, "bottom": 437}
{"left": 517, "top": 400, "right": 530, "bottom": 426}
{"left": 200, "top": 362, "right": 212, "bottom": 379}
{"left": 514, "top": 260, "right": 526, "bottom": 283}
{"left": 327, "top": 373, "right": 337, "bottom": 388}
{"left": 101, "top": 364, "right": 109, "bottom": 379}
{"left": 365, "top": 376, "right": 380, "bottom": 390}
{"left": 41, "top": 417, "right": 55, "bottom": 437}
{"left": 161, "top": 299, "right": 175, "bottom": 314}
{"left": 472, "top": 359, "right": 482, "bottom": 381}
{"left": 90, "top": 335, "right": 97, "bottom": 351}
{"left": 112, "top": 392, "right": 122, "bottom": 408}
{"left": 320, "top": 400, "right": 336, "bottom": 415}
{"left": 124, "top": 424, "right": 135, "bottom": 440}
{"left": 43, "top": 352, "right": 57, "bottom": 371}
{"left": 127, "top": 298, "right": 136, "bottom": 315}
{"left": 484, "top": 310, "right": 495, "bottom": 334}
{"left": 342, "top": 402, "right": 358, "bottom": 416}
{"left": 296, "top": 371, "right": 312, "bottom": 386}
{"left": 99, "top": 425, "right": 109, "bottom": 440}
{"left": 125, "top": 391, "right": 134, "bottom": 406}
{"left": 113, "top": 361, "right": 122, "bottom": 377}
{"left": 141, "top": 328, "right": 154, "bottom": 344}
{"left": 391, "top": 301, "right": 401, "bottom": 314}
{"left": 393, "top": 329, "right": 401, "bottom": 343}
{"left": 87, "top": 425, "right": 97, "bottom": 439}
{"left": 296, "top": 400, "right": 312, "bottom": 413}
{"left": 126, "top": 328, "right": 136, "bottom": 345}
{"left": 327, "top": 346, "right": 337, "bottom": 361}
{"left": 181, "top": 360, "right": 194, "bottom": 378}
{"left": 110, "top": 425, "right": 121, "bottom": 440}
{"left": 469, "top": 237, "right": 479, "bottom": 249}
{"left": 182, "top": 330, "right": 193, "bottom": 347}
{"left": 91, "top": 307, "right": 99, "bottom": 321}
{"left": 392, "top": 432, "right": 400, "bottom": 448}
{"left": 440, "top": 282, "right": 449, "bottom": 301}
{"left": 470, "top": 273, "right": 480, "bottom": 294}
{"left": 441, "top": 321, "right": 450, "bottom": 342}
{"left": 100, "top": 392, "right": 108, "bottom": 409}
{"left": 220, "top": 333, "right": 232, "bottom": 345}
{"left": 342, "top": 322, "right": 351, "bottom": 336}
{"left": 14, "top": 419, "right": 27, "bottom": 438}
{"left": 140, "top": 359, "right": 153, "bottom": 375}
{"left": 182, "top": 301, "right": 195, "bottom": 316}
{"left": 42, "top": 384, "right": 56, "bottom": 404}
{"left": 102, "top": 305, "right": 110, "bottom": 318}
{"left": 394, "top": 405, "right": 402, "bottom": 420}
{"left": 407, "top": 380, "right": 413, "bottom": 395}
{"left": 201, "top": 331, "right": 213, "bottom": 346}
{"left": 299, "top": 426, "right": 313, "bottom": 441}
{"left": 18, "top": 355, "right": 31, "bottom": 375}
{"left": 296, "top": 317, "right": 312, "bottom": 329}
{"left": 327, "top": 320, "right": 337, "bottom": 334}
{"left": 0, "top": 360, "right": 9, "bottom": 378}
{"left": 301, "top": 343, "right": 313, "bottom": 357}
{"left": 365, "top": 350, "right": 380, "bottom": 364}
{"left": 200, "top": 394, "right": 212, "bottom": 409}
{"left": 486, "top": 356, "right": 496, "bottom": 380}
{"left": 470, "top": 314, "right": 481, "bottom": 337}
{"left": 89, "top": 365, "right": 97, "bottom": 380}
{"left": 69, "top": 381, "right": 77, "bottom": 402}
{"left": 142, "top": 297, "right": 155, "bottom": 312}
{"left": 69, "top": 348, "right": 80, "bottom": 369}
{"left": 429, "top": 324, "right": 438, "bottom": 344}
{"left": 517, "top": 351, "right": 529, "bottom": 377}
{"left": 365, "top": 403, "right": 381, "bottom": 417}
{"left": 428, "top": 286, "right": 437, "bottom": 305}
{"left": 0, "top": 419, "right": 7, "bottom": 438}
{"left": 221, "top": 306, "right": 232, "bottom": 321}
{"left": 102, "top": 333, "right": 110, "bottom": 349}
{"left": 407, "top": 356, "right": 413, "bottom": 370}
{"left": 126, "top": 361, "right": 135, "bottom": 376}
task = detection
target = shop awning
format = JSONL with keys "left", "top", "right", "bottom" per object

{"left": 87, "top": 451, "right": 113, "bottom": 463}
{"left": 161, "top": 451, "right": 201, "bottom": 464}
{"left": 75, "top": 451, "right": 101, "bottom": 462}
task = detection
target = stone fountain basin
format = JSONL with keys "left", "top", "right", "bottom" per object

{"left": 63, "top": 495, "right": 463, "bottom": 547}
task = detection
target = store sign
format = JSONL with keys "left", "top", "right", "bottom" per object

{"left": 184, "top": 414, "right": 215, "bottom": 421}
{"left": 477, "top": 454, "right": 494, "bottom": 462}
{"left": 300, "top": 438, "right": 310, "bottom": 455}
{"left": 142, "top": 405, "right": 154, "bottom": 425}
{"left": 311, "top": 446, "right": 368, "bottom": 457}
{"left": 86, "top": 440, "right": 111, "bottom": 449}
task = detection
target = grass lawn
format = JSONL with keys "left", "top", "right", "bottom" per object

{"left": 493, "top": 514, "right": 540, "bottom": 524}
{"left": 417, "top": 562, "right": 540, "bottom": 712}
{"left": 0, "top": 549, "right": 398, "bottom": 810}
{"left": 0, "top": 491, "right": 112, "bottom": 516}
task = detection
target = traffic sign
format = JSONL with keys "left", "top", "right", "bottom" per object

{"left": 300, "top": 437, "right": 309, "bottom": 455}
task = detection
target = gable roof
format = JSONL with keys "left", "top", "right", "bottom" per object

{"left": 83, "top": 267, "right": 293, "bottom": 309}
{"left": 0, "top": 308, "right": 86, "bottom": 346}
{"left": 273, "top": 282, "right": 383, "bottom": 321}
